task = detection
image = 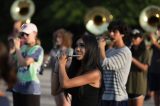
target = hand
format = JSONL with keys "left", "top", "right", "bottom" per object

{"left": 13, "top": 20, "right": 22, "bottom": 32}
{"left": 98, "top": 36, "right": 106, "bottom": 50}
{"left": 58, "top": 52, "right": 67, "bottom": 66}
{"left": 50, "top": 50, "right": 57, "bottom": 57}
{"left": 9, "top": 47, "right": 16, "bottom": 54}
{"left": 149, "top": 32, "right": 157, "bottom": 45}
{"left": 13, "top": 38, "right": 21, "bottom": 50}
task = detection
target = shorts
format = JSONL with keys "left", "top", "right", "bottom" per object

{"left": 101, "top": 100, "right": 128, "bottom": 106}
{"left": 128, "top": 94, "right": 144, "bottom": 99}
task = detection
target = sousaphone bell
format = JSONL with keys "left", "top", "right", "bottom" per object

{"left": 84, "top": 7, "right": 113, "bottom": 36}
{"left": 10, "top": 0, "right": 35, "bottom": 23}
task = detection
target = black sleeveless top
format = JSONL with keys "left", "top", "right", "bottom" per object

{"left": 67, "top": 84, "right": 100, "bottom": 106}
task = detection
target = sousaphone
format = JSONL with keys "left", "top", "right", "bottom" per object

{"left": 84, "top": 7, "right": 113, "bottom": 36}
{"left": 139, "top": 5, "right": 160, "bottom": 32}
{"left": 10, "top": 0, "right": 35, "bottom": 23}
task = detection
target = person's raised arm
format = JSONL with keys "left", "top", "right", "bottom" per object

{"left": 58, "top": 54, "right": 101, "bottom": 89}
{"left": 14, "top": 38, "right": 34, "bottom": 66}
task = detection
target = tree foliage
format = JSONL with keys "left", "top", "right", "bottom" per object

{"left": 0, "top": 0, "right": 160, "bottom": 51}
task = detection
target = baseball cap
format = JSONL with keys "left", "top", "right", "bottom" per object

{"left": 131, "top": 29, "right": 143, "bottom": 38}
{"left": 20, "top": 23, "right": 38, "bottom": 34}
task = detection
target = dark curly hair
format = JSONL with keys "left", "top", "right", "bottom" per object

{"left": 108, "top": 20, "right": 131, "bottom": 46}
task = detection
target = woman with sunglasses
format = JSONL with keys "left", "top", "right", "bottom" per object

{"left": 11, "top": 23, "right": 44, "bottom": 106}
{"left": 56, "top": 34, "right": 102, "bottom": 106}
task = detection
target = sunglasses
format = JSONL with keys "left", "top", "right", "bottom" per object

{"left": 20, "top": 32, "right": 29, "bottom": 38}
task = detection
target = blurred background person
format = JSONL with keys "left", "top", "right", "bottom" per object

{"left": 4, "top": 20, "right": 24, "bottom": 91}
{"left": 148, "top": 24, "right": 160, "bottom": 106}
{"left": 9, "top": 20, "right": 22, "bottom": 37}
{"left": 10, "top": 23, "right": 44, "bottom": 106}
{"left": 0, "top": 41, "right": 10, "bottom": 106}
{"left": 9, "top": 20, "right": 26, "bottom": 47}
{"left": 126, "top": 29, "right": 152, "bottom": 106}
{"left": 2, "top": 36, "right": 18, "bottom": 91}
{"left": 50, "top": 28, "right": 73, "bottom": 106}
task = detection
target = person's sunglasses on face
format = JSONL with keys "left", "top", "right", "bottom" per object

{"left": 19, "top": 32, "right": 29, "bottom": 38}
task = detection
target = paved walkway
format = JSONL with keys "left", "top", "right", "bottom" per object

{"left": 1, "top": 69, "right": 155, "bottom": 106}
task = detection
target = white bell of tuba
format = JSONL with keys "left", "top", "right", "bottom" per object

{"left": 10, "top": 0, "right": 35, "bottom": 23}
{"left": 139, "top": 5, "right": 160, "bottom": 32}
{"left": 84, "top": 6, "right": 113, "bottom": 36}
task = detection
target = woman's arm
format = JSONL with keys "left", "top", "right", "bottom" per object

{"left": 59, "top": 67, "right": 101, "bottom": 89}
{"left": 132, "top": 57, "right": 148, "bottom": 72}
{"left": 58, "top": 55, "right": 101, "bottom": 89}
{"left": 132, "top": 49, "right": 152, "bottom": 72}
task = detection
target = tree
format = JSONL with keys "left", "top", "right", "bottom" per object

{"left": 0, "top": 0, "right": 160, "bottom": 51}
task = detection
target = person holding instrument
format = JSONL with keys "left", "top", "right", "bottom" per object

{"left": 10, "top": 23, "right": 44, "bottom": 106}
{"left": 126, "top": 29, "right": 152, "bottom": 106}
{"left": 98, "top": 20, "right": 132, "bottom": 106}
{"left": 57, "top": 34, "right": 102, "bottom": 106}
{"left": 0, "top": 41, "right": 10, "bottom": 106}
{"left": 148, "top": 24, "right": 160, "bottom": 106}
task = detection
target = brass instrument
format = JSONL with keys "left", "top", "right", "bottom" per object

{"left": 139, "top": 5, "right": 160, "bottom": 45}
{"left": 10, "top": 0, "right": 35, "bottom": 23}
{"left": 84, "top": 7, "right": 113, "bottom": 36}
{"left": 139, "top": 5, "right": 160, "bottom": 32}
